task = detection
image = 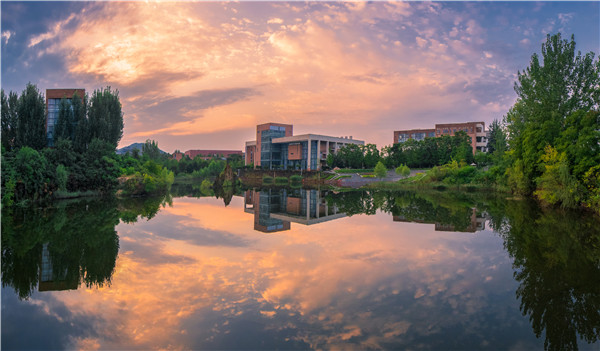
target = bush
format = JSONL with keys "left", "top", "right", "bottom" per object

{"left": 262, "top": 175, "right": 273, "bottom": 184}
{"left": 290, "top": 175, "right": 303, "bottom": 182}
{"left": 374, "top": 161, "right": 387, "bottom": 178}
{"left": 275, "top": 176, "right": 288, "bottom": 184}
{"left": 56, "top": 164, "right": 68, "bottom": 191}
{"left": 395, "top": 164, "right": 410, "bottom": 177}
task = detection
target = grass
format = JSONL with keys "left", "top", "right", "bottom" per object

{"left": 337, "top": 175, "right": 352, "bottom": 179}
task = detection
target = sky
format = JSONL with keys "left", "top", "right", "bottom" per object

{"left": 1, "top": 1, "right": 599, "bottom": 153}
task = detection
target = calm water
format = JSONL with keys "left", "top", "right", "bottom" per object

{"left": 2, "top": 188, "right": 599, "bottom": 350}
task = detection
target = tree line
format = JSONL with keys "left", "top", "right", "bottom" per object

{"left": 1, "top": 84, "right": 175, "bottom": 206}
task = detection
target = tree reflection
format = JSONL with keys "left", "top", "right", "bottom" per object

{"left": 496, "top": 200, "right": 600, "bottom": 351}
{"left": 326, "top": 189, "right": 600, "bottom": 349}
{"left": 1, "top": 194, "right": 172, "bottom": 300}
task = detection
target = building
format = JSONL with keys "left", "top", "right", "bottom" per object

{"left": 245, "top": 141, "right": 256, "bottom": 166}
{"left": 171, "top": 149, "right": 243, "bottom": 160}
{"left": 246, "top": 122, "right": 364, "bottom": 170}
{"left": 394, "top": 121, "right": 487, "bottom": 153}
{"left": 46, "top": 88, "right": 85, "bottom": 147}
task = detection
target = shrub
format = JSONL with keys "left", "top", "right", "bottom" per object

{"left": 275, "top": 176, "right": 288, "bottom": 184}
{"left": 374, "top": 161, "right": 387, "bottom": 178}
{"left": 290, "top": 175, "right": 303, "bottom": 182}
{"left": 262, "top": 175, "right": 273, "bottom": 184}
{"left": 395, "top": 164, "right": 410, "bottom": 177}
{"left": 56, "top": 164, "right": 68, "bottom": 191}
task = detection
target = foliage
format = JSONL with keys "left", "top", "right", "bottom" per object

{"left": 12, "top": 147, "right": 52, "bottom": 201}
{"left": 505, "top": 33, "right": 599, "bottom": 196}
{"left": 16, "top": 83, "right": 46, "bottom": 150}
{"left": 275, "top": 176, "right": 289, "bottom": 184}
{"left": 374, "top": 161, "right": 387, "bottom": 178}
{"left": 142, "top": 139, "right": 162, "bottom": 161}
{"left": 1, "top": 89, "right": 19, "bottom": 151}
{"left": 383, "top": 132, "right": 474, "bottom": 169}
{"left": 88, "top": 87, "right": 123, "bottom": 148}
{"left": 395, "top": 164, "right": 410, "bottom": 177}
{"left": 534, "top": 146, "right": 583, "bottom": 208}
{"left": 55, "top": 164, "right": 68, "bottom": 191}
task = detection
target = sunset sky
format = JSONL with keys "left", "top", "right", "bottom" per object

{"left": 1, "top": 1, "right": 598, "bottom": 153}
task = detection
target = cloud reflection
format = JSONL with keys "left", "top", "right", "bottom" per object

{"left": 6, "top": 196, "right": 541, "bottom": 350}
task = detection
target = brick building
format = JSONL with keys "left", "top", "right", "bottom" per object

{"left": 394, "top": 121, "right": 487, "bottom": 153}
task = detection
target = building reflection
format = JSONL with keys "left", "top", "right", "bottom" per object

{"left": 39, "top": 243, "right": 79, "bottom": 292}
{"left": 393, "top": 209, "right": 487, "bottom": 232}
{"left": 244, "top": 189, "right": 346, "bottom": 232}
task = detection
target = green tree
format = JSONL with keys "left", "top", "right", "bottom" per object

{"left": 505, "top": 33, "right": 599, "bottom": 194}
{"left": 362, "top": 143, "right": 380, "bottom": 168}
{"left": 1, "top": 89, "right": 19, "bottom": 151}
{"left": 374, "top": 160, "right": 387, "bottom": 178}
{"left": 534, "top": 145, "right": 582, "bottom": 208}
{"left": 88, "top": 87, "right": 123, "bottom": 148}
{"left": 142, "top": 139, "right": 162, "bottom": 161}
{"left": 487, "top": 119, "right": 507, "bottom": 156}
{"left": 72, "top": 92, "right": 89, "bottom": 153}
{"left": 16, "top": 83, "right": 46, "bottom": 150}
{"left": 395, "top": 164, "right": 410, "bottom": 177}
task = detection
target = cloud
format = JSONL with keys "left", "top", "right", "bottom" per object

{"left": 13, "top": 2, "right": 531, "bottom": 150}
{"left": 2, "top": 30, "right": 14, "bottom": 45}
{"left": 28, "top": 13, "right": 76, "bottom": 47}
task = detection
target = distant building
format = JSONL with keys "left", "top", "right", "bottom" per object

{"left": 46, "top": 88, "right": 85, "bottom": 147}
{"left": 172, "top": 151, "right": 184, "bottom": 161}
{"left": 175, "top": 149, "right": 244, "bottom": 160}
{"left": 245, "top": 122, "right": 365, "bottom": 170}
{"left": 394, "top": 121, "right": 487, "bottom": 153}
{"left": 245, "top": 141, "right": 256, "bottom": 166}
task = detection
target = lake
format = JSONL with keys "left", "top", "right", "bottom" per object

{"left": 2, "top": 187, "right": 599, "bottom": 350}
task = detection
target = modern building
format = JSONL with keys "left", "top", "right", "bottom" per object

{"left": 394, "top": 121, "right": 487, "bottom": 153}
{"left": 246, "top": 122, "right": 364, "bottom": 170}
{"left": 46, "top": 88, "right": 85, "bottom": 147}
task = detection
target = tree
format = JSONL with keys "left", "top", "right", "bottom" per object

{"left": 374, "top": 160, "right": 387, "bottom": 178}
{"left": 72, "top": 91, "right": 89, "bottom": 153}
{"left": 505, "top": 33, "right": 599, "bottom": 194}
{"left": 16, "top": 83, "right": 46, "bottom": 150}
{"left": 142, "top": 139, "right": 161, "bottom": 161}
{"left": 395, "top": 164, "right": 410, "bottom": 177}
{"left": 487, "top": 118, "right": 507, "bottom": 156}
{"left": 1, "top": 89, "right": 19, "bottom": 151}
{"left": 88, "top": 87, "right": 123, "bottom": 148}
{"left": 362, "top": 144, "right": 380, "bottom": 168}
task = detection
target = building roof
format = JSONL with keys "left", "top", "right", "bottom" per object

{"left": 272, "top": 134, "right": 364, "bottom": 144}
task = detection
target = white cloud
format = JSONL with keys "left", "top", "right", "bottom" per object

{"left": 2, "top": 30, "right": 14, "bottom": 45}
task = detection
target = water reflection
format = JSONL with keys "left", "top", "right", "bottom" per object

{"left": 245, "top": 188, "right": 489, "bottom": 233}
{"left": 1, "top": 189, "right": 598, "bottom": 350}
{"left": 1, "top": 195, "right": 171, "bottom": 300}
{"left": 244, "top": 189, "right": 346, "bottom": 232}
